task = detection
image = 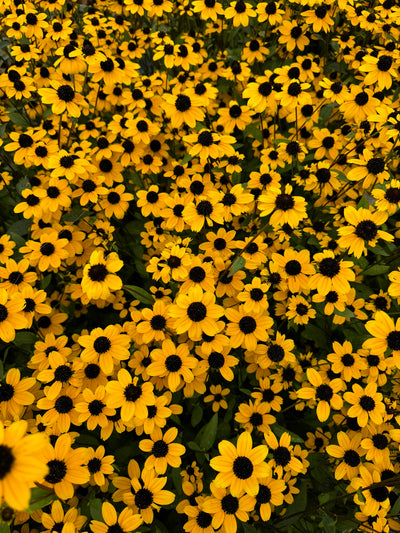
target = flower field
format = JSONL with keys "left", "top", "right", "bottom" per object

{"left": 1, "top": 0, "right": 400, "bottom": 531}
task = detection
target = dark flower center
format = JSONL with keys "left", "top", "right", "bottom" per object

{"left": 221, "top": 494, "right": 239, "bottom": 514}
{"left": 88, "top": 399, "right": 105, "bottom": 415}
{"left": 386, "top": 330, "right": 400, "bottom": 350}
{"left": 285, "top": 260, "right": 301, "bottom": 276}
{"left": 165, "top": 354, "right": 182, "bottom": 372}
{"left": 135, "top": 488, "right": 153, "bottom": 509}
{"left": 232, "top": 456, "right": 253, "bottom": 479}
{"left": 355, "top": 220, "right": 378, "bottom": 241}
{"left": 187, "top": 302, "right": 207, "bottom": 322}
{"left": 239, "top": 316, "right": 257, "bottom": 334}
{"left": 55, "top": 395, "right": 73, "bottom": 413}
{"left": 316, "top": 384, "right": 333, "bottom": 401}
{"left": 319, "top": 258, "right": 340, "bottom": 277}
{"left": 359, "top": 395, "right": 375, "bottom": 412}
{"left": 268, "top": 344, "right": 285, "bottom": 362}
{"left": 88, "top": 264, "right": 108, "bottom": 281}
{"left": 124, "top": 383, "right": 142, "bottom": 402}
{"left": 93, "top": 336, "right": 111, "bottom": 354}
{"left": 153, "top": 440, "right": 169, "bottom": 457}
{"left": 273, "top": 446, "right": 291, "bottom": 466}
{"left": 45, "top": 459, "right": 67, "bottom": 484}
{"left": 40, "top": 243, "right": 55, "bottom": 256}
{"left": 275, "top": 194, "right": 294, "bottom": 210}
{"left": 343, "top": 449, "right": 360, "bottom": 467}
{"left": 196, "top": 200, "right": 213, "bottom": 217}
{"left": 88, "top": 457, "right": 102, "bottom": 473}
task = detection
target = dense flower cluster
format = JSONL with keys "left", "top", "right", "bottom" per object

{"left": 1, "top": 0, "right": 400, "bottom": 531}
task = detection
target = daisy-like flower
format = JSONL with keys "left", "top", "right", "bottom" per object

{"left": 235, "top": 399, "right": 276, "bottom": 433}
{"left": 204, "top": 385, "right": 230, "bottom": 412}
{"left": 86, "top": 445, "right": 114, "bottom": 488}
{"left": 210, "top": 431, "right": 269, "bottom": 497}
{"left": 81, "top": 250, "right": 123, "bottom": 301}
{"left": 347, "top": 149, "right": 390, "bottom": 188}
{"left": 76, "top": 385, "right": 116, "bottom": 430}
{"left": 106, "top": 368, "right": 155, "bottom": 423}
{"left": 364, "top": 310, "right": 400, "bottom": 367}
{"left": 20, "top": 230, "right": 69, "bottom": 272}
{"left": 359, "top": 53, "right": 398, "bottom": 90}
{"left": 41, "top": 499, "right": 87, "bottom": 533}
{"left": 78, "top": 325, "right": 130, "bottom": 376}
{"left": 169, "top": 286, "right": 223, "bottom": 341}
{"left": 0, "top": 289, "right": 28, "bottom": 343}
{"left": 163, "top": 91, "right": 205, "bottom": 129}
{"left": 41, "top": 433, "right": 89, "bottom": 499}
{"left": 309, "top": 250, "right": 355, "bottom": 295}
{"left": 37, "top": 385, "right": 80, "bottom": 433}
{"left": 258, "top": 184, "right": 308, "bottom": 228}
{"left": 38, "top": 81, "right": 86, "bottom": 117}
{"left": 224, "top": 1, "right": 256, "bottom": 27}
{"left": 351, "top": 465, "right": 392, "bottom": 517}
{"left": 90, "top": 502, "right": 142, "bottom": 533}
{"left": 136, "top": 300, "right": 175, "bottom": 345}
{"left": 263, "top": 431, "right": 304, "bottom": 478}
{"left": 297, "top": 368, "right": 344, "bottom": 422}
{"left": 146, "top": 338, "right": 197, "bottom": 392}
{"left": 327, "top": 341, "right": 367, "bottom": 381}
{"left": 0, "top": 420, "right": 48, "bottom": 510}
{"left": 272, "top": 248, "right": 315, "bottom": 293}
{"left": 203, "top": 482, "right": 254, "bottom": 533}
{"left": 337, "top": 207, "right": 393, "bottom": 258}
{"left": 326, "top": 431, "right": 365, "bottom": 480}
{"left": 139, "top": 426, "right": 185, "bottom": 474}
{"left": 246, "top": 475, "right": 285, "bottom": 522}
{"left": 286, "top": 295, "right": 316, "bottom": 325}
{"left": 343, "top": 382, "right": 386, "bottom": 427}
{"left": 225, "top": 306, "right": 273, "bottom": 351}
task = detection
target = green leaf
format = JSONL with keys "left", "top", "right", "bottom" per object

{"left": 13, "top": 331, "right": 37, "bottom": 348}
{"left": 16, "top": 177, "right": 29, "bottom": 195}
{"left": 244, "top": 123, "right": 263, "bottom": 143}
{"left": 187, "top": 440, "right": 203, "bottom": 452}
{"left": 26, "top": 487, "right": 57, "bottom": 513}
{"left": 278, "top": 481, "right": 307, "bottom": 526}
{"left": 191, "top": 405, "right": 203, "bottom": 427}
{"left": 319, "top": 103, "right": 334, "bottom": 123}
{"left": 229, "top": 256, "right": 245, "bottom": 276}
{"left": 334, "top": 308, "right": 354, "bottom": 318}
{"left": 362, "top": 264, "right": 390, "bottom": 276}
{"left": 8, "top": 218, "right": 31, "bottom": 236}
{"left": 390, "top": 494, "right": 400, "bottom": 516}
{"left": 321, "top": 512, "right": 336, "bottom": 533}
{"left": 271, "top": 423, "right": 304, "bottom": 443}
{"left": 7, "top": 112, "right": 29, "bottom": 128}
{"left": 89, "top": 498, "right": 103, "bottom": 521}
{"left": 124, "top": 285, "right": 154, "bottom": 305}
{"left": 196, "top": 413, "right": 218, "bottom": 451}
{"left": 0, "top": 524, "right": 10, "bottom": 533}
{"left": 41, "top": 274, "right": 52, "bottom": 290}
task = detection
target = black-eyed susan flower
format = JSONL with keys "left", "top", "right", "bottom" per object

{"left": 38, "top": 81, "right": 86, "bottom": 118}
{"left": 297, "top": 368, "right": 343, "bottom": 422}
{"left": 235, "top": 399, "right": 275, "bottom": 433}
{"left": 76, "top": 385, "right": 116, "bottom": 430}
{"left": 0, "top": 289, "right": 28, "bottom": 343}
{"left": 271, "top": 248, "right": 314, "bottom": 293}
{"left": 136, "top": 300, "right": 174, "bottom": 344}
{"left": 326, "top": 431, "right": 365, "bottom": 480}
{"left": 86, "top": 445, "right": 114, "bottom": 488}
{"left": 90, "top": 502, "right": 142, "bottom": 533}
{"left": 81, "top": 250, "right": 123, "bottom": 301}
{"left": 146, "top": 338, "right": 197, "bottom": 392}
{"left": 20, "top": 230, "right": 69, "bottom": 272}
{"left": 263, "top": 431, "right": 303, "bottom": 478}
{"left": 210, "top": 431, "right": 269, "bottom": 497}
{"left": 37, "top": 385, "right": 80, "bottom": 433}
{"left": 258, "top": 184, "right": 307, "bottom": 228}
{"left": 337, "top": 207, "right": 393, "bottom": 258}
{"left": 351, "top": 465, "right": 392, "bottom": 517}
{"left": 286, "top": 295, "right": 316, "bottom": 325}
{"left": 40, "top": 499, "right": 87, "bottom": 533}
{"left": 277, "top": 20, "right": 309, "bottom": 51}
{"left": 246, "top": 474, "right": 285, "bottom": 521}
{"left": 204, "top": 385, "right": 230, "bottom": 412}
{"left": 224, "top": 1, "right": 256, "bottom": 27}
{"left": 225, "top": 306, "right": 273, "bottom": 351}
{"left": 327, "top": 341, "right": 367, "bottom": 381}
{"left": 79, "top": 325, "right": 130, "bottom": 376}
{"left": 344, "top": 382, "right": 386, "bottom": 428}
{"left": 203, "top": 482, "right": 254, "bottom": 532}
{"left": 0, "top": 420, "right": 48, "bottom": 510}
{"left": 106, "top": 368, "right": 155, "bottom": 423}
{"left": 139, "top": 426, "right": 185, "bottom": 474}
{"left": 309, "top": 250, "right": 355, "bottom": 295}
{"left": 41, "top": 433, "right": 89, "bottom": 499}
{"left": 169, "top": 286, "right": 223, "bottom": 341}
